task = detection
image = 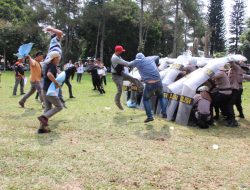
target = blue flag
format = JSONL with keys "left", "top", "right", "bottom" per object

{"left": 18, "top": 43, "right": 34, "bottom": 57}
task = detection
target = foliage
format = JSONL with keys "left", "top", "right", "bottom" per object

{"left": 229, "top": 0, "right": 246, "bottom": 53}
{"left": 240, "top": 18, "right": 250, "bottom": 61}
{"left": 208, "top": 0, "right": 226, "bottom": 55}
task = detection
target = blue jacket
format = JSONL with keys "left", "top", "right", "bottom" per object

{"left": 129, "top": 53, "right": 160, "bottom": 82}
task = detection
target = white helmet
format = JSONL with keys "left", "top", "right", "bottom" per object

{"left": 197, "top": 86, "right": 209, "bottom": 92}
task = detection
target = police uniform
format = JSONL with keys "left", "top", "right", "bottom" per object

{"left": 212, "top": 70, "right": 238, "bottom": 127}
{"left": 191, "top": 86, "right": 212, "bottom": 129}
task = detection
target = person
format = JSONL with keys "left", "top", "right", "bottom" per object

{"left": 96, "top": 58, "right": 106, "bottom": 87}
{"left": 44, "top": 27, "right": 63, "bottom": 56}
{"left": 87, "top": 59, "right": 105, "bottom": 95}
{"left": 96, "top": 58, "right": 107, "bottom": 86}
{"left": 13, "top": 55, "right": 25, "bottom": 96}
{"left": 191, "top": 86, "right": 212, "bottom": 129}
{"left": 65, "top": 60, "right": 74, "bottom": 69}
{"left": 228, "top": 61, "right": 244, "bottom": 118}
{"left": 40, "top": 27, "right": 64, "bottom": 99}
{"left": 211, "top": 66, "right": 238, "bottom": 127}
{"left": 111, "top": 45, "right": 143, "bottom": 110}
{"left": 65, "top": 60, "right": 75, "bottom": 80}
{"left": 19, "top": 52, "right": 44, "bottom": 108}
{"left": 76, "top": 61, "right": 84, "bottom": 83}
{"left": 129, "top": 53, "right": 166, "bottom": 122}
{"left": 37, "top": 51, "right": 63, "bottom": 133}
{"left": 64, "top": 64, "right": 76, "bottom": 98}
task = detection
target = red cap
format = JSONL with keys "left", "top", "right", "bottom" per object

{"left": 115, "top": 45, "right": 125, "bottom": 52}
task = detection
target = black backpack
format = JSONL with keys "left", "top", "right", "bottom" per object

{"left": 112, "top": 63, "right": 124, "bottom": 76}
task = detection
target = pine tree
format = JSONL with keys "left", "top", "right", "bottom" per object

{"left": 208, "top": 0, "right": 226, "bottom": 55}
{"left": 229, "top": 0, "right": 245, "bottom": 53}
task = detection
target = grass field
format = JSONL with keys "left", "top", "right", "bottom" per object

{"left": 0, "top": 71, "right": 250, "bottom": 190}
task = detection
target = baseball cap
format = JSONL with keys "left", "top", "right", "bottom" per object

{"left": 41, "top": 51, "right": 61, "bottom": 64}
{"left": 115, "top": 45, "right": 125, "bottom": 52}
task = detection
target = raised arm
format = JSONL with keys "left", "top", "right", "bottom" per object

{"left": 45, "top": 27, "right": 63, "bottom": 40}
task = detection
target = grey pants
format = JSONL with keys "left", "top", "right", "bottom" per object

{"left": 112, "top": 73, "right": 143, "bottom": 104}
{"left": 42, "top": 90, "right": 63, "bottom": 119}
{"left": 13, "top": 77, "right": 24, "bottom": 95}
{"left": 20, "top": 81, "right": 43, "bottom": 103}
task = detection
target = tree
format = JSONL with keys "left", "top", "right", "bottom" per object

{"left": 240, "top": 18, "right": 250, "bottom": 60}
{"left": 170, "top": 0, "right": 205, "bottom": 57}
{"left": 208, "top": 0, "right": 226, "bottom": 56}
{"left": 229, "top": 0, "right": 245, "bottom": 53}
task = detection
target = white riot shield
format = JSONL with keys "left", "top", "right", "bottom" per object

{"left": 175, "top": 57, "right": 231, "bottom": 125}
{"left": 165, "top": 69, "right": 202, "bottom": 120}
{"left": 159, "top": 57, "right": 176, "bottom": 71}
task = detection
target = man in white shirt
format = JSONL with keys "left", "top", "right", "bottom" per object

{"left": 65, "top": 60, "right": 74, "bottom": 69}
{"left": 77, "top": 62, "right": 84, "bottom": 83}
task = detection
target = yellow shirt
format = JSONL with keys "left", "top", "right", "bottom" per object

{"left": 30, "top": 60, "right": 42, "bottom": 82}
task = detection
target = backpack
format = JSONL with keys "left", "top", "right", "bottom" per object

{"left": 112, "top": 63, "right": 124, "bottom": 76}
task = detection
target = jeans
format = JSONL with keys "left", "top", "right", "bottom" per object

{"left": 77, "top": 73, "right": 83, "bottom": 83}
{"left": 143, "top": 81, "right": 166, "bottom": 119}
{"left": 65, "top": 78, "right": 73, "bottom": 97}
{"left": 20, "top": 81, "right": 43, "bottom": 103}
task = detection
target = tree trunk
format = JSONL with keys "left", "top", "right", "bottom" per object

{"left": 171, "top": 0, "right": 179, "bottom": 58}
{"left": 100, "top": 18, "right": 105, "bottom": 62}
{"left": 193, "top": 37, "right": 199, "bottom": 57}
{"left": 138, "top": 0, "right": 144, "bottom": 52}
{"left": 3, "top": 47, "right": 6, "bottom": 71}
{"left": 204, "top": 31, "right": 210, "bottom": 58}
{"left": 95, "top": 22, "right": 101, "bottom": 59}
{"left": 184, "top": 17, "right": 188, "bottom": 52}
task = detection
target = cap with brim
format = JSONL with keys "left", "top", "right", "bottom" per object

{"left": 219, "top": 64, "right": 230, "bottom": 71}
{"left": 41, "top": 51, "right": 61, "bottom": 64}
{"left": 115, "top": 45, "right": 125, "bottom": 52}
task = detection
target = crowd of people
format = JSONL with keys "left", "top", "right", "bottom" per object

{"left": 10, "top": 26, "right": 250, "bottom": 134}
{"left": 110, "top": 46, "right": 250, "bottom": 128}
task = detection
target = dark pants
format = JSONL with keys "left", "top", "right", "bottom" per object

{"left": 13, "top": 77, "right": 24, "bottom": 95}
{"left": 77, "top": 73, "right": 83, "bottom": 83}
{"left": 212, "top": 92, "right": 235, "bottom": 121}
{"left": 71, "top": 72, "right": 75, "bottom": 80}
{"left": 92, "top": 76, "right": 104, "bottom": 94}
{"left": 235, "top": 88, "right": 243, "bottom": 115}
{"left": 92, "top": 76, "right": 97, "bottom": 90}
{"left": 65, "top": 78, "right": 74, "bottom": 97}
{"left": 143, "top": 81, "right": 166, "bottom": 119}
{"left": 102, "top": 76, "right": 107, "bottom": 85}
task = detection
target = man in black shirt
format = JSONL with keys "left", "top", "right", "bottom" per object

{"left": 13, "top": 56, "right": 25, "bottom": 96}
{"left": 87, "top": 60, "right": 105, "bottom": 95}
{"left": 37, "top": 51, "right": 63, "bottom": 133}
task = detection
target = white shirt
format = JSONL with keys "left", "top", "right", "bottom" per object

{"left": 65, "top": 63, "right": 74, "bottom": 69}
{"left": 77, "top": 65, "right": 84, "bottom": 74}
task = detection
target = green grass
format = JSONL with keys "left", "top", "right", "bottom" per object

{"left": 0, "top": 71, "right": 250, "bottom": 190}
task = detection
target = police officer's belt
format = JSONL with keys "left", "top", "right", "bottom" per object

{"left": 218, "top": 88, "right": 231, "bottom": 91}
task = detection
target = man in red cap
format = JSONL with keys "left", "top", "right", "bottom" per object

{"left": 111, "top": 45, "right": 143, "bottom": 110}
